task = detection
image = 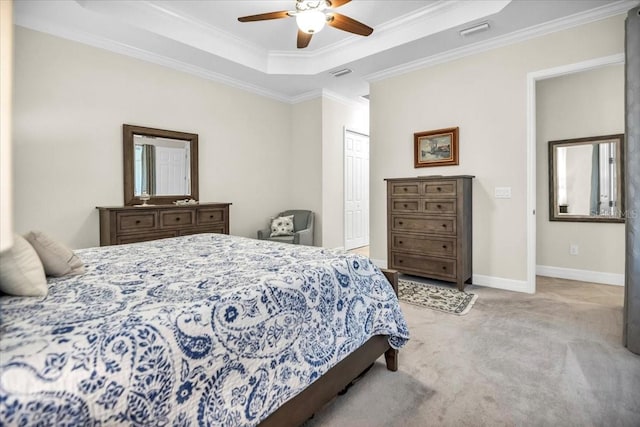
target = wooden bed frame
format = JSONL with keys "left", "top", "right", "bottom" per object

{"left": 259, "top": 269, "right": 400, "bottom": 427}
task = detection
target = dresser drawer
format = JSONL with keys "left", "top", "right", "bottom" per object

{"left": 422, "top": 181, "right": 457, "bottom": 197}
{"left": 422, "top": 199, "right": 456, "bottom": 215}
{"left": 391, "top": 253, "right": 456, "bottom": 279}
{"left": 116, "top": 212, "right": 157, "bottom": 233}
{"left": 391, "top": 234, "right": 456, "bottom": 257}
{"left": 197, "top": 208, "right": 226, "bottom": 225}
{"left": 392, "top": 216, "right": 456, "bottom": 235}
{"left": 160, "top": 210, "right": 195, "bottom": 228}
{"left": 390, "top": 182, "right": 420, "bottom": 196}
{"left": 391, "top": 199, "right": 420, "bottom": 213}
{"left": 179, "top": 225, "right": 226, "bottom": 236}
{"left": 117, "top": 231, "right": 177, "bottom": 245}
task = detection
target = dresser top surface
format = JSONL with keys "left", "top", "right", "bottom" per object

{"left": 385, "top": 175, "right": 474, "bottom": 181}
{"left": 96, "top": 202, "right": 231, "bottom": 211}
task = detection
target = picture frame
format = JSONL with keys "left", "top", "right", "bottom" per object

{"left": 414, "top": 127, "right": 459, "bottom": 168}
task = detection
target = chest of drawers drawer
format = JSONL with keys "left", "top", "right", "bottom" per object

{"left": 160, "top": 210, "right": 195, "bottom": 228}
{"left": 390, "top": 252, "right": 456, "bottom": 280}
{"left": 422, "top": 181, "right": 457, "bottom": 197}
{"left": 391, "top": 233, "right": 456, "bottom": 257}
{"left": 197, "top": 208, "right": 226, "bottom": 224}
{"left": 116, "top": 212, "right": 157, "bottom": 233}
{"left": 391, "top": 215, "right": 456, "bottom": 235}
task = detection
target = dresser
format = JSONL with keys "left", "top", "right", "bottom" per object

{"left": 386, "top": 176, "right": 473, "bottom": 290}
{"left": 97, "top": 203, "right": 231, "bottom": 246}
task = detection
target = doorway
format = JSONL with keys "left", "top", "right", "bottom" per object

{"left": 526, "top": 53, "right": 625, "bottom": 293}
{"left": 344, "top": 129, "right": 370, "bottom": 250}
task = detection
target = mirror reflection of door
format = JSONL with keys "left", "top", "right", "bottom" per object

{"left": 549, "top": 134, "right": 624, "bottom": 223}
{"left": 133, "top": 134, "right": 191, "bottom": 196}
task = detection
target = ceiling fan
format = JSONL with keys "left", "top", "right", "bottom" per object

{"left": 237, "top": 0, "right": 373, "bottom": 49}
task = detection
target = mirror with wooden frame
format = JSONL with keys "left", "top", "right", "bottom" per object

{"left": 123, "top": 124, "right": 199, "bottom": 206}
{"left": 548, "top": 134, "right": 624, "bottom": 223}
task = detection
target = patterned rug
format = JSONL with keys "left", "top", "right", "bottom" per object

{"left": 398, "top": 279, "right": 478, "bottom": 315}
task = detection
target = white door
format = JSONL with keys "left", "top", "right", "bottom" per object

{"left": 155, "top": 146, "right": 188, "bottom": 195}
{"left": 344, "top": 130, "right": 370, "bottom": 250}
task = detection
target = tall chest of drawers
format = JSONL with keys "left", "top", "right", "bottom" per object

{"left": 386, "top": 176, "right": 473, "bottom": 290}
{"left": 97, "top": 203, "right": 231, "bottom": 246}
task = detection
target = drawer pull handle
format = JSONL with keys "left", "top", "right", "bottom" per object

{"left": 403, "top": 187, "right": 407, "bottom": 191}
{"left": 437, "top": 187, "right": 442, "bottom": 192}
{"left": 209, "top": 215, "right": 214, "bottom": 219}
{"left": 399, "top": 241, "right": 403, "bottom": 244}
{"left": 135, "top": 220, "right": 141, "bottom": 224}
{"left": 442, "top": 245, "right": 447, "bottom": 249}
{"left": 442, "top": 266, "right": 447, "bottom": 270}
{"left": 398, "top": 260, "right": 404, "bottom": 263}
{"left": 175, "top": 218, "right": 181, "bottom": 221}
{"left": 442, "top": 224, "right": 447, "bottom": 228}
{"left": 437, "top": 204, "right": 442, "bottom": 209}
{"left": 398, "top": 221, "right": 404, "bottom": 225}
{"left": 403, "top": 204, "right": 408, "bottom": 208}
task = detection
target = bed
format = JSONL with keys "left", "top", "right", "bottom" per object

{"left": 0, "top": 233, "right": 409, "bottom": 426}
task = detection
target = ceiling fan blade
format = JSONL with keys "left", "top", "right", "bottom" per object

{"left": 297, "top": 30, "right": 313, "bottom": 49}
{"left": 238, "top": 11, "right": 290, "bottom": 22}
{"left": 328, "top": 0, "right": 351, "bottom": 7}
{"left": 327, "top": 13, "right": 373, "bottom": 36}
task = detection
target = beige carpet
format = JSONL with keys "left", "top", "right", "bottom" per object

{"left": 305, "top": 276, "right": 640, "bottom": 426}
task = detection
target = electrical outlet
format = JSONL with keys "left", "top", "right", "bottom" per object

{"left": 570, "top": 244, "right": 579, "bottom": 256}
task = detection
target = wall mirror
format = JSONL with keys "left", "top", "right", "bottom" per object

{"left": 549, "top": 134, "right": 624, "bottom": 223}
{"left": 123, "top": 124, "right": 199, "bottom": 206}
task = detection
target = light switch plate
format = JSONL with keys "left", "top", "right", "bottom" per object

{"left": 494, "top": 186, "right": 512, "bottom": 199}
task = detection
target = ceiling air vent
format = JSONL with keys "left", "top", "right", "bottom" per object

{"left": 330, "top": 68, "right": 352, "bottom": 77}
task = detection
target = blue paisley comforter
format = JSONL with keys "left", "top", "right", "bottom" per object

{"left": 0, "top": 233, "right": 409, "bottom": 426}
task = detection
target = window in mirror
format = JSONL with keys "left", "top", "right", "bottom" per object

{"left": 549, "top": 134, "right": 624, "bottom": 223}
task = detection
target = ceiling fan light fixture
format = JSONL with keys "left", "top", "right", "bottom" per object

{"left": 296, "top": 10, "right": 326, "bottom": 34}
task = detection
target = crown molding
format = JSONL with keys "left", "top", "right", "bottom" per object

{"left": 365, "top": 0, "right": 638, "bottom": 83}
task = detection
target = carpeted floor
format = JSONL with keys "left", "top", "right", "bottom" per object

{"left": 305, "top": 276, "right": 640, "bottom": 426}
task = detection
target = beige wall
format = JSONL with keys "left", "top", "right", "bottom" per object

{"left": 370, "top": 15, "right": 625, "bottom": 287}
{"left": 13, "top": 27, "right": 293, "bottom": 248}
{"left": 290, "top": 97, "right": 323, "bottom": 246}
{"left": 536, "top": 65, "right": 624, "bottom": 275}
{"left": 321, "top": 96, "right": 369, "bottom": 249}
{"left": 1, "top": 0, "right": 14, "bottom": 252}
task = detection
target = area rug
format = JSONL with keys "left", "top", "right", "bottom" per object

{"left": 398, "top": 279, "right": 478, "bottom": 315}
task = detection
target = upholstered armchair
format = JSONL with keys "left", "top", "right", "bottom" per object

{"left": 257, "top": 210, "right": 315, "bottom": 246}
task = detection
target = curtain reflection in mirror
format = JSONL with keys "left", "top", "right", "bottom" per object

{"left": 134, "top": 144, "right": 156, "bottom": 196}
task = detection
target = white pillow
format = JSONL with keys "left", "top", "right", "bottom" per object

{"left": 24, "top": 231, "right": 85, "bottom": 277}
{"left": 270, "top": 215, "right": 295, "bottom": 237}
{"left": 0, "top": 234, "right": 48, "bottom": 296}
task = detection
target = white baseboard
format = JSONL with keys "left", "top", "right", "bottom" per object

{"left": 472, "top": 274, "right": 533, "bottom": 294}
{"left": 536, "top": 265, "right": 624, "bottom": 286}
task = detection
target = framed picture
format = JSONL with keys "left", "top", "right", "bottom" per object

{"left": 414, "top": 127, "right": 459, "bottom": 168}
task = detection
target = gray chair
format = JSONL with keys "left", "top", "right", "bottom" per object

{"left": 257, "top": 210, "right": 314, "bottom": 245}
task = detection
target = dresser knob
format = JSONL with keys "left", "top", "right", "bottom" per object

{"left": 399, "top": 241, "right": 403, "bottom": 244}
{"left": 442, "top": 266, "right": 447, "bottom": 270}
{"left": 437, "top": 187, "right": 442, "bottom": 192}
{"left": 175, "top": 217, "right": 181, "bottom": 221}
{"left": 403, "top": 204, "right": 408, "bottom": 208}
{"left": 442, "top": 245, "right": 447, "bottom": 249}
{"left": 442, "top": 224, "right": 447, "bottom": 228}
{"left": 398, "top": 260, "right": 403, "bottom": 263}
{"left": 135, "top": 220, "right": 141, "bottom": 224}
{"left": 398, "top": 221, "right": 404, "bottom": 225}
{"left": 209, "top": 215, "right": 214, "bottom": 219}
{"left": 403, "top": 187, "right": 408, "bottom": 191}
{"left": 437, "top": 204, "right": 442, "bottom": 209}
